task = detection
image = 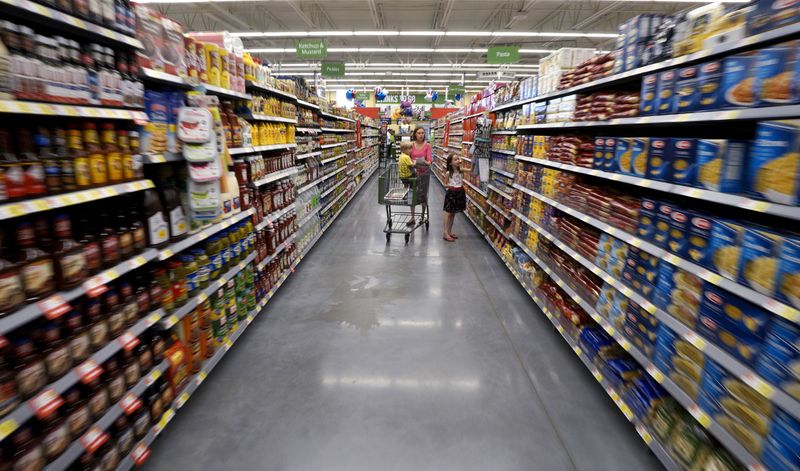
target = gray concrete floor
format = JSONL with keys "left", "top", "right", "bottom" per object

{"left": 144, "top": 175, "right": 662, "bottom": 471}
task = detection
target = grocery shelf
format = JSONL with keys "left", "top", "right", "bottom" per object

{"left": 487, "top": 184, "right": 512, "bottom": 200}
{"left": 158, "top": 209, "right": 254, "bottom": 261}
{"left": 255, "top": 235, "right": 294, "bottom": 271}
{"left": 449, "top": 132, "right": 464, "bottom": 136}
{"left": 244, "top": 81, "right": 297, "bottom": 100}
{"left": 464, "top": 111, "right": 485, "bottom": 119}
{"left": 320, "top": 166, "right": 348, "bottom": 183}
{"left": 516, "top": 104, "right": 800, "bottom": 132}
{"left": 320, "top": 189, "right": 347, "bottom": 215}
{"left": 0, "top": 100, "right": 148, "bottom": 120}
{"left": 465, "top": 195, "right": 486, "bottom": 216}
{"left": 490, "top": 167, "right": 515, "bottom": 179}
{"left": 321, "top": 127, "right": 355, "bottom": 133}
{"left": 298, "top": 205, "right": 321, "bottom": 228}
{"left": 296, "top": 99, "right": 320, "bottom": 110}
{"left": 140, "top": 68, "right": 192, "bottom": 88}
{"left": 0, "top": 0, "right": 143, "bottom": 49}
{"left": 0, "top": 247, "right": 159, "bottom": 338}
{"left": 464, "top": 180, "right": 487, "bottom": 198}
{"left": 297, "top": 151, "right": 321, "bottom": 160}
{"left": 0, "top": 307, "right": 165, "bottom": 442}
{"left": 44, "top": 360, "right": 170, "bottom": 471}
{"left": 203, "top": 84, "right": 252, "bottom": 101}
{"left": 296, "top": 127, "right": 321, "bottom": 134}
{"left": 320, "top": 142, "right": 348, "bottom": 149}
{"left": 319, "top": 111, "right": 356, "bottom": 123}
{"left": 491, "top": 130, "right": 516, "bottom": 135}
{"left": 486, "top": 199, "right": 510, "bottom": 219}
{"left": 516, "top": 155, "right": 800, "bottom": 221}
{"left": 143, "top": 152, "right": 184, "bottom": 163}
{"left": 512, "top": 182, "right": 800, "bottom": 324}
{"left": 229, "top": 143, "right": 297, "bottom": 155}
{"left": 321, "top": 153, "right": 347, "bottom": 165}
{"left": 492, "top": 21, "right": 800, "bottom": 113}
{"left": 0, "top": 179, "right": 154, "bottom": 221}
{"left": 491, "top": 149, "right": 516, "bottom": 156}
{"left": 297, "top": 176, "right": 323, "bottom": 194}
{"left": 253, "top": 167, "right": 299, "bottom": 186}
{"left": 162, "top": 252, "right": 257, "bottom": 329}
{"left": 320, "top": 178, "right": 346, "bottom": 198}
{"left": 245, "top": 114, "right": 298, "bottom": 124}
{"left": 255, "top": 203, "right": 296, "bottom": 231}
{"left": 447, "top": 144, "right": 461, "bottom": 149}
{"left": 485, "top": 213, "right": 508, "bottom": 237}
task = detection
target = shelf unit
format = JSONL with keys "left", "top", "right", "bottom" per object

{"left": 252, "top": 167, "right": 299, "bottom": 187}
{"left": 244, "top": 81, "right": 297, "bottom": 100}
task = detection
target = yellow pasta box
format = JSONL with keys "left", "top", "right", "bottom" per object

{"left": 776, "top": 236, "right": 800, "bottom": 309}
{"left": 737, "top": 227, "right": 783, "bottom": 297}
{"left": 696, "top": 139, "right": 748, "bottom": 193}
{"left": 747, "top": 120, "right": 800, "bottom": 205}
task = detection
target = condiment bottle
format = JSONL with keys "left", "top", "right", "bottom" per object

{"left": 68, "top": 124, "right": 91, "bottom": 190}
{"left": 41, "top": 319, "right": 72, "bottom": 380}
{"left": 0, "top": 228, "right": 25, "bottom": 315}
{"left": 118, "top": 129, "right": 134, "bottom": 181}
{"left": 103, "top": 286, "right": 124, "bottom": 338}
{"left": 17, "top": 128, "right": 46, "bottom": 197}
{"left": 53, "top": 213, "right": 88, "bottom": 290}
{"left": 142, "top": 189, "right": 168, "bottom": 248}
{"left": 0, "top": 346, "right": 19, "bottom": 417}
{"left": 54, "top": 127, "right": 76, "bottom": 192}
{"left": 119, "top": 279, "right": 137, "bottom": 326}
{"left": 121, "top": 348, "right": 139, "bottom": 388}
{"left": 37, "top": 127, "right": 61, "bottom": 195}
{"left": 129, "top": 201, "right": 147, "bottom": 254}
{"left": 99, "top": 206, "right": 120, "bottom": 267}
{"left": 167, "top": 259, "right": 187, "bottom": 307}
{"left": 11, "top": 329, "right": 46, "bottom": 399}
{"left": 15, "top": 221, "right": 55, "bottom": 302}
{"left": 77, "top": 215, "right": 102, "bottom": 275}
{"left": 102, "top": 122, "right": 123, "bottom": 184}
{"left": 113, "top": 414, "right": 135, "bottom": 457}
{"left": 154, "top": 267, "right": 173, "bottom": 313}
{"left": 104, "top": 354, "right": 125, "bottom": 403}
{"left": 0, "top": 129, "right": 21, "bottom": 201}
{"left": 85, "top": 297, "right": 108, "bottom": 352}
{"left": 84, "top": 122, "right": 107, "bottom": 186}
{"left": 162, "top": 182, "right": 187, "bottom": 242}
{"left": 64, "top": 309, "right": 90, "bottom": 364}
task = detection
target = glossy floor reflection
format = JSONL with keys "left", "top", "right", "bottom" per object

{"left": 144, "top": 175, "right": 662, "bottom": 471}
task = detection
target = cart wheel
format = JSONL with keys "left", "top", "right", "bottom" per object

{"left": 386, "top": 233, "right": 391, "bottom": 243}
{"left": 404, "top": 234, "right": 410, "bottom": 244}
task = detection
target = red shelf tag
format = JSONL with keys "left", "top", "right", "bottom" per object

{"left": 119, "top": 392, "right": 143, "bottom": 415}
{"left": 117, "top": 331, "right": 140, "bottom": 351}
{"left": 75, "top": 359, "right": 103, "bottom": 384}
{"left": 29, "top": 388, "right": 64, "bottom": 419}
{"left": 84, "top": 280, "right": 108, "bottom": 298}
{"left": 38, "top": 294, "right": 71, "bottom": 319}
{"left": 80, "top": 426, "right": 109, "bottom": 453}
{"left": 132, "top": 443, "right": 151, "bottom": 466}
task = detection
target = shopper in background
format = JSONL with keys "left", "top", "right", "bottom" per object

{"left": 442, "top": 154, "right": 465, "bottom": 242}
{"left": 410, "top": 126, "right": 432, "bottom": 225}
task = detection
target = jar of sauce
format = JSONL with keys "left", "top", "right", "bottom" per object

{"left": 41, "top": 319, "right": 72, "bottom": 381}
{"left": 12, "top": 331, "right": 46, "bottom": 399}
{"left": 122, "top": 349, "right": 140, "bottom": 388}
{"left": 104, "top": 354, "right": 126, "bottom": 403}
{"left": 85, "top": 297, "right": 109, "bottom": 352}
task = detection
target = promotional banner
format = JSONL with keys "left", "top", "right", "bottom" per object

{"left": 376, "top": 93, "right": 446, "bottom": 105}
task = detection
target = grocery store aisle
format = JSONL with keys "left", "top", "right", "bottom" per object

{"left": 145, "top": 175, "right": 662, "bottom": 471}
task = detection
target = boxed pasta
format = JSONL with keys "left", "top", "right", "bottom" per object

{"left": 698, "top": 60, "right": 725, "bottom": 110}
{"left": 670, "top": 138, "right": 698, "bottom": 185}
{"left": 754, "top": 41, "right": 800, "bottom": 106}
{"left": 702, "top": 218, "right": 745, "bottom": 280}
{"left": 629, "top": 138, "right": 649, "bottom": 177}
{"left": 776, "top": 236, "right": 800, "bottom": 309}
{"left": 719, "top": 53, "right": 757, "bottom": 108}
{"left": 699, "top": 283, "right": 772, "bottom": 347}
{"left": 747, "top": 0, "right": 800, "bottom": 35}
{"left": 636, "top": 198, "right": 658, "bottom": 242}
{"left": 674, "top": 65, "right": 701, "bottom": 113}
{"left": 656, "top": 69, "right": 678, "bottom": 114}
{"left": 654, "top": 263, "right": 703, "bottom": 327}
{"left": 647, "top": 137, "right": 671, "bottom": 181}
{"left": 695, "top": 139, "right": 748, "bottom": 193}
{"left": 593, "top": 137, "right": 606, "bottom": 168}
{"left": 653, "top": 324, "right": 705, "bottom": 398}
{"left": 763, "top": 408, "right": 800, "bottom": 471}
{"left": 667, "top": 206, "right": 690, "bottom": 256}
{"left": 737, "top": 227, "right": 783, "bottom": 296}
{"left": 611, "top": 137, "right": 632, "bottom": 173}
{"left": 654, "top": 200, "right": 675, "bottom": 248}
{"left": 603, "top": 137, "right": 617, "bottom": 170}
{"left": 640, "top": 74, "right": 659, "bottom": 115}
{"left": 755, "top": 317, "right": 800, "bottom": 399}
{"left": 747, "top": 120, "right": 800, "bottom": 205}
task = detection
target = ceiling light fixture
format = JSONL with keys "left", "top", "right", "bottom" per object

{"left": 232, "top": 30, "right": 617, "bottom": 39}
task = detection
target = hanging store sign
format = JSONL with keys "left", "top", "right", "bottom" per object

{"left": 377, "top": 93, "right": 445, "bottom": 104}
{"left": 321, "top": 62, "right": 345, "bottom": 77}
{"left": 296, "top": 39, "right": 327, "bottom": 59}
{"left": 449, "top": 84, "right": 465, "bottom": 96}
{"left": 355, "top": 91, "right": 371, "bottom": 101}
{"left": 487, "top": 46, "right": 520, "bottom": 64}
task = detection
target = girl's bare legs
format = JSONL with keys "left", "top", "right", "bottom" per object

{"left": 447, "top": 212, "right": 455, "bottom": 238}
{"left": 443, "top": 212, "right": 454, "bottom": 240}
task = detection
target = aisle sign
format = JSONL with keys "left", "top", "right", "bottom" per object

{"left": 321, "top": 62, "right": 345, "bottom": 77}
{"left": 296, "top": 39, "right": 327, "bottom": 59}
{"left": 488, "top": 46, "right": 520, "bottom": 64}
{"left": 355, "top": 91, "right": 370, "bottom": 101}
{"left": 449, "top": 84, "right": 465, "bottom": 96}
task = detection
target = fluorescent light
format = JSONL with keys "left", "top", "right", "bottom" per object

{"left": 445, "top": 31, "right": 491, "bottom": 36}
{"left": 398, "top": 31, "right": 444, "bottom": 36}
{"left": 317, "top": 31, "right": 355, "bottom": 36}
{"left": 353, "top": 31, "right": 399, "bottom": 36}
{"left": 396, "top": 48, "right": 435, "bottom": 52}
{"left": 327, "top": 47, "right": 360, "bottom": 52}
{"left": 235, "top": 29, "right": 617, "bottom": 39}
{"left": 519, "top": 49, "right": 554, "bottom": 53}
{"left": 246, "top": 48, "right": 292, "bottom": 53}
{"left": 434, "top": 48, "right": 487, "bottom": 53}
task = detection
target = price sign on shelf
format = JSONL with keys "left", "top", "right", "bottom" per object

{"left": 80, "top": 426, "right": 109, "bottom": 453}
{"left": 38, "top": 294, "right": 71, "bottom": 319}
{"left": 131, "top": 442, "right": 152, "bottom": 466}
{"left": 117, "top": 331, "right": 140, "bottom": 352}
{"left": 75, "top": 359, "right": 103, "bottom": 384}
{"left": 119, "top": 392, "right": 143, "bottom": 415}
{"left": 29, "top": 388, "right": 64, "bottom": 419}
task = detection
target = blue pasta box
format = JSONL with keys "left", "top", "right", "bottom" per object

{"left": 593, "top": 136, "right": 606, "bottom": 169}
{"left": 667, "top": 206, "right": 690, "bottom": 256}
{"left": 636, "top": 197, "right": 658, "bottom": 242}
{"left": 776, "top": 236, "right": 800, "bottom": 309}
{"left": 629, "top": 138, "right": 649, "bottom": 177}
{"left": 640, "top": 73, "right": 659, "bottom": 115}
{"left": 653, "top": 201, "right": 675, "bottom": 248}
{"left": 685, "top": 211, "right": 713, "bottom": 265}
{"left": 674, "top": 65, "right": 701, "bottom": 113}
{"left": 654, "top": 263, "right": 678, "bottom": 311}
{"left": 697, "top": 304, "right": 765, "bottom": 366}
{"left": 755, "top": 41, "right": 800, "bottom": 106}
{"left": 670, "top": 138, "right": 698, "bottom": 185}
{"left": 702, "top": 218, "right": 745, "bottom": 280}
{"left": 747, "top": 120, "right": 800, "bottom": 205}
{"left": 611, "top": 137, "right": 632, "bottom": 173}
{"left": 698, "top": 60, "right": 725, "bottom": 110}
{"left": 756, "top": 318, "right": 800, "bottom": 392}
{"left": 700, "top": 283, "right": 772, "bottom": 339}
{"left": 695, "top": 139, "right": 748, "bottom": 192}
{"left": 655, "top": 69, "right": 677, "bottom": 114}
{"left": 603, "top": 137, "right": 617, "bottom": 170}
{"left": 737, "top": 227, "right": 783, "bottom": 296}
{"left": 646, "top": 137, "right": 671, "bottom": 181}
{"left": 747, "top": 0, "right": 800, "bottom": 35}
{"left": 720, "top": 53, "right": 757, "bottom": 108}
{"left": 625, "top": 42, "right": 645, "bottom": 72}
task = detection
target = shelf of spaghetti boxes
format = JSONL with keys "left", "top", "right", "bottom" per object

{"left": 444, "top": 3, "right": 800, "bottom": 471}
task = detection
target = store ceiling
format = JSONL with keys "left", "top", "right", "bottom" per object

{"left": 145, "top": 0, "right": 742, "bottom": 86}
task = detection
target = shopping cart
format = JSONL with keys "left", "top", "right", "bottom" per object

{"left": 378, "top": 163, "right": 429, "bottom": 244}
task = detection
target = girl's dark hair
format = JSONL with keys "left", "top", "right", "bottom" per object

{"left": 446, "top": 154, "right": 457, "bottom": 175}
{"left": 413, "top": 126, "right": 426, "bottom": 141}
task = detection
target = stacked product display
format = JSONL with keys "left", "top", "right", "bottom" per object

{"left": 436, "top": 3, "right": 800, "bottom": 471}
{"left": 0, "top": 2, "right": 379, "bottom": 470}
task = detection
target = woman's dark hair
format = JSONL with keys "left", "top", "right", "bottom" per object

{"left": 413, "top": 126, "right": 426, "bottom": 142}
